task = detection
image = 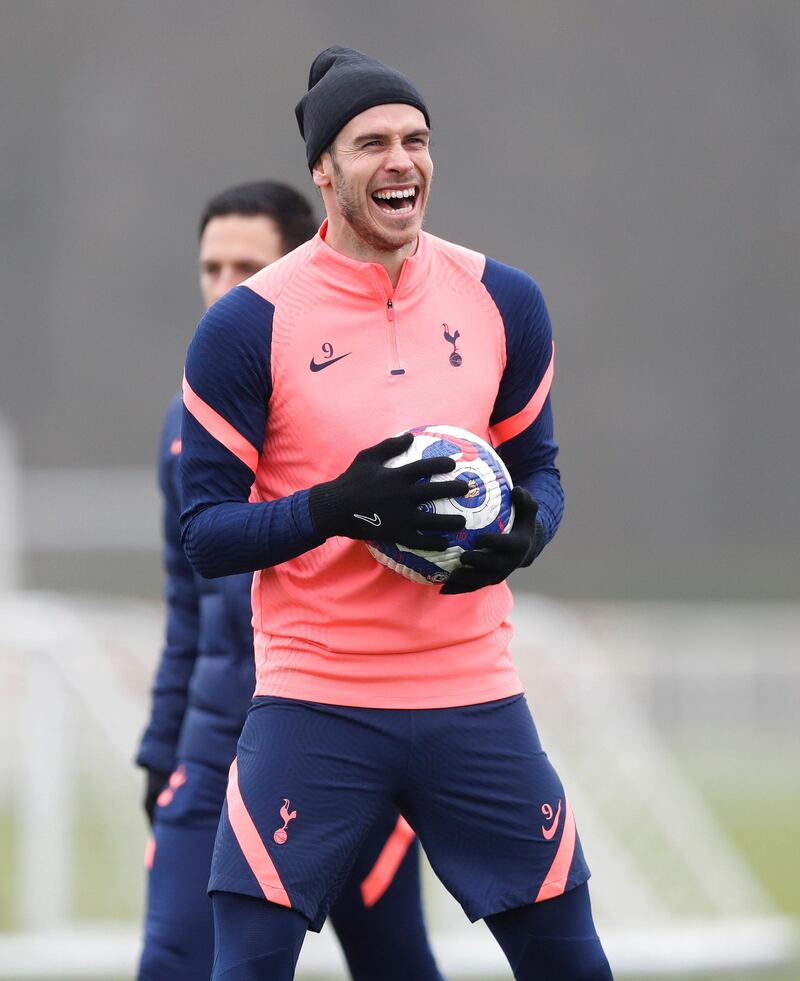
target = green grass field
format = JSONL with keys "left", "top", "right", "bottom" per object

{"left": 655, "top": 743, "right": 800, "bottom": 981}
{"left": 1, "top": 743, "right": 797, "bottom": 979}
{"left": 677, "top": 744, "right": 800, "bottom": 919}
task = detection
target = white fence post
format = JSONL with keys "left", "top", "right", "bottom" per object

{"left": 20, "top": 642, "right": 71, "bottom": 931}
{"left": 0, "top": 416, "right": 21, "bottom": 591}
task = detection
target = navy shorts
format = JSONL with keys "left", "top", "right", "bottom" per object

{"left": 210, "top": 694, "right": 590, "bottom": 927}
{"left": 140, "top": 760, "right": 434, "bottom": 978}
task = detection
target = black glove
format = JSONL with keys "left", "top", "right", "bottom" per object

{"left": 309, "top": 433, "right": 469, "bottom": 550}
{"left": 440, "top": 486, "right": 545, "bottom": 595}
{"left": 143, "top": 768, "right": 170, "bottom": 826}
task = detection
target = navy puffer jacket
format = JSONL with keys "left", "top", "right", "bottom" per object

{"left": 136, "top": 394, "right": 254, "bottom": 775}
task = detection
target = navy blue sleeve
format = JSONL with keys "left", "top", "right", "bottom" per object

{"left": 136, "top": 395, "right": 199, "bottom": 774}
{"left": 483, "top": 259, "right": 564, "bottom": 548}
{"left": 180, "top": 285, "right": 323, "bottom": 578}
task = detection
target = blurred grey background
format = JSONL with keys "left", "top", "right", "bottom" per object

{"left": 1, "top": 0, "right": 798, "bottom": 601}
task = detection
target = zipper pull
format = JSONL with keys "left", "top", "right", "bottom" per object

{"left": 386, "top": 299, "right": 394, "bottom": 321}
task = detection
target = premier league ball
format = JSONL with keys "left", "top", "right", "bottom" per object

{"left": 367, "top": 425, "right": 515, "bottom": 585}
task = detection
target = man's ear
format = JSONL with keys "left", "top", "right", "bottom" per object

{"left": 312, "top": 152, "right": 333, "bottom": 189}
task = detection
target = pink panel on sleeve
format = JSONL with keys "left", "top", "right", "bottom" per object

{"left": 182, "top": 375, "right": 259, "bottom": 473}
{"left": 360, "top": 815, "right": 416, "bottom": 908}
{"left": 226, "top": 759, "right": 291, "bottom": 908}
{"left": 489, "top": 342, "right": 555, "bottom": 447}
{"left": 535, "top": 797, "right": 576, "bottom": 902}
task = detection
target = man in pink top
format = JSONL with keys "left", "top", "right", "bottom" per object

{"left": 181, "top": 47, "right": 611, "bottom": 980}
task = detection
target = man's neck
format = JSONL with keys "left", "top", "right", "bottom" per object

{"left": 323, "top": 218, "right": 418, "bottom": 289}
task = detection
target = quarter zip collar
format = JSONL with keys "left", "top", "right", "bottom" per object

{"left": 313, "top": 220, "right": 430, "bottom": 301}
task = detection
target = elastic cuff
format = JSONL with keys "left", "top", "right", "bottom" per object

{"left": 290, "top": 488, "right": 324, "bottom": 543}
{"left": 521, "top": 519, "right": 546, "bottom": 567}
{"left": 308, "top": 482, "right": 341, "bottom": 539}
{"left": 135, "top": 746, "right": 178, "bottom": 775}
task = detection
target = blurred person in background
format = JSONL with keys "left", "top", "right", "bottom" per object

{"left": 180, "top": 49, "right": 611, "bottom": 980}
{"left": 135, "top": 180, "right": 443, "bottom": 981}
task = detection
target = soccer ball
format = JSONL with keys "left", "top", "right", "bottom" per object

{"left": 367, "top": 425, "right": 515, "bottom": 585}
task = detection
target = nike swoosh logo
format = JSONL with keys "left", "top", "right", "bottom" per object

{"left": 354, "top": 512, "right": 382, "bottom": 527}
{"left": 309, "top": 352, "right": 351, "bottom": 372}
{"left": 542, "top": 799, "right": 562, "bottom": 840}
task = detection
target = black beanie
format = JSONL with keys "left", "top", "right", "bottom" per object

{"left": 295, "top": 46, "right": 430, "bottom": 170}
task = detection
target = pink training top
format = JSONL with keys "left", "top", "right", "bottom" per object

{"left": 181, "top": 223, "right": 560, "bottom": 709}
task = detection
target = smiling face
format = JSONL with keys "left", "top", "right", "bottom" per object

{"left": 312, "top": 104, "right": 432, "bottom": 262}
{"left": 198, "top": 214, "right": 285, "bottom": 308}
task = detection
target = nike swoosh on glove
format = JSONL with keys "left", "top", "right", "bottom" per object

{"left": 440, "top": 486, "right": 545, "bottom": 595}
{"left": 309, "top": 432, "right": 468, "bottom": 550}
